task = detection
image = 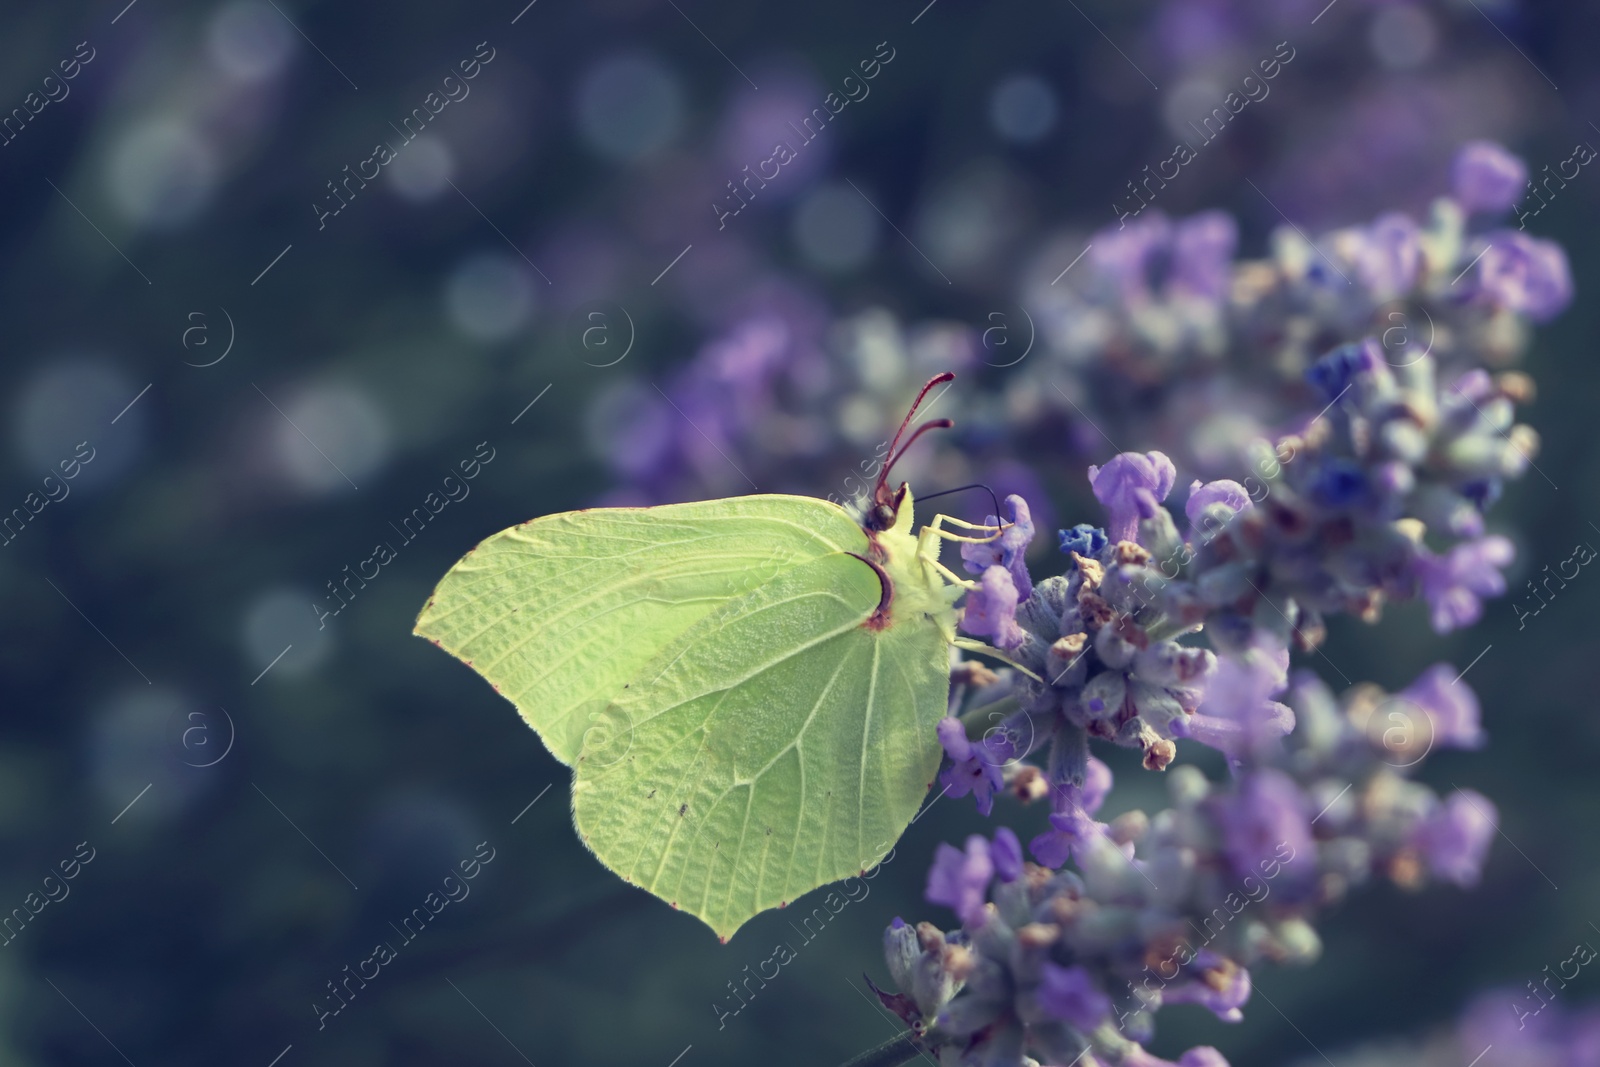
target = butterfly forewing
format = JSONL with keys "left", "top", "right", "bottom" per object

{"left": 414, "top": 496, "right": 866, "bottom": 765}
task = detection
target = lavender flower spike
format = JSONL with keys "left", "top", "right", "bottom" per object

{"left": 1088, "top": 451, "right": 1177, "bottom": 544}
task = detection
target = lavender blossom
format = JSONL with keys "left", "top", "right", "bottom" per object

{"left": 1089, "top": 452, "right": 1177, "bottom": 544}
{"left": 960, "top": 565, "right": 1027, "bottom": 651}
{"left": 1037, "top": 963, "right": 1112, "bottom": 1030}
{"left": 1185, "top": 479, "right": 1251, "bottom": 540}
{"left": 926, "top": 835, "right": 995, "bottom": 927}
{"left": 1357, "top": 212, "right": 1423, "bottom": 301}
{"left": 992, "top": 827, "right": 1024, "bottom": 883}
{"left": 1452, "top": 141, "right": 1528, "bottom": 214}
{"left": 1414, "top": 536, "right": 1515, "bottom": 633}
{"left": 883, "top": 659, "right": 1496, "bottom": 1067}
{"left": 1476, "top": 231, "right": 1574, "bottom": 322}
{"left": 1211, "top": 769, "right": 1314, "bottom": 894}
{"left": 1170, "top": 211, "right": 1239, "bottom": 303}
{"left": 1177, "top": 630, "right": 1292, "bottom": 763}
{"left": 1159, "top": 950, "right": 1252, "bottom": 1022}
{"left": 1411, "top": 789, "right": 1497, "bottom": 888}
{"left": 938, "top": 716, "right": 1015, "bottom": 816}
{"left": 962, "top": 494, "right": 1037, "bottom": 599}
{"left": 1029, "top": 757, "right": 1113, "bottom": 868}
{"left": 1060, "top": 524, "right": 1110, "bottom": 558}
{"left": 1398, "top": 663, "right": 1485, "bottom": 749}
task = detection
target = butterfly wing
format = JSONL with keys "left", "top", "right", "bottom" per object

{"left": 571, "top": 550, "right": 950, "bottom": 941}
{"left": 413, "top": 495, "right": 866, "bottom": 766}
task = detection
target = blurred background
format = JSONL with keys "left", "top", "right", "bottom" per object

{"left": 1, "top": 1, "right": 1597, "bottom": 1064}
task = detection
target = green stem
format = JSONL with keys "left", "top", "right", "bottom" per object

{"left": 1143, "top": 617, "right": 1204, "bottom": 644}
{"left": 958, "top": 695, "right": 1019, "bottom": 728}
{"left": 835, "top": 1030, "right": 926, "bottom": 1067}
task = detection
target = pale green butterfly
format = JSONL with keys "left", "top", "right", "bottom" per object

{"left": 414, "top": 373, "right": 1028, "bottom": 940}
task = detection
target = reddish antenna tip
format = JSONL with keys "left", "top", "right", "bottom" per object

{"left": 866, "top": 373, "right": 956, "bottom": 531}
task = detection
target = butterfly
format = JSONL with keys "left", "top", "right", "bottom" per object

{"left": 414, "top": 373, "right": 1019, "bottom": 940}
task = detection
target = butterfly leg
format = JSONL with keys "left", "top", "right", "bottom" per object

{"left": 914, "top": 535, "right": 980, "bottom": 591}
{"left": 950, "top": 638, "right": 1043, "bottom": 682}
{"left": 922, "top": 512, "right": 1009, "bottom": 545}
{"left": 914, "top": 513, "right": 1011, "bottom": 589}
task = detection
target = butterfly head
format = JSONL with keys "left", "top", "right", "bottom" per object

{"left": 863, "top": 372, "right": 954, "bottom": 534}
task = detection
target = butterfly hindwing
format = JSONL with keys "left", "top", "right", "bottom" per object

{"left": 571, "top": 551, "right": 950, "bottom": 940}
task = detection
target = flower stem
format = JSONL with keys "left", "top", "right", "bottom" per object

{"left": 834, "top": 1031, "right": 925, "bottom": 1067}
{"left": 958, "top": 695, "right": 1019, "bottom": 728}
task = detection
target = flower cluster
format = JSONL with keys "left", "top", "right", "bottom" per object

{"left": 932, "top": 325, "right": 1534, "bottom": 807}
{"left": 590, "top": 307, "right": 995, "bottom": 508}
{"left": 867, "top": 209, "right": 1554, "bottom": 1062}
{"left": 596, "top": 147, "right": 1566, "bottom": 605}
{"left": 877, "top": 665, "right": 1499, "bottom": 1067}
{"left": 1020, "top": 141, "right": 1569, "bottom": 476}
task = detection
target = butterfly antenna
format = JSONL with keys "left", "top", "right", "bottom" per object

{"left": 882, "top": 418, "right": 954, "bottom": 483}
{"left": 873, "top": 372, "right": 955, "bottom": 506}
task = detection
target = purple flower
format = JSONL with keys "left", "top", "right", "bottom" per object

{"left": 1171, "top": 211, "right": 1238, "bottom": 303}
{"left": 1059, "top": 524, "right": 1109, "bottom": 558}
{"left": 1177, "top": 1049, "right": 1231, "bottom": 1067}
{"left": 1309, "top": 458, "right": 1367, "bottom": 509}
{"left": 1452, "top": 141, "right": 1527, "bottom": 214}
{"left": 1186, "top": 478, "right": 1251, "bottom": 540}
{"left": 1093, "top": 212, "right": 1172, "bottom": 301}
{"left": 937, "top": 716, "right": 975, "bottom": 763}
{"left": 1030, "top": 809, "right": 1098, "bottom": 870}
{"left": 1358, "top": 212, "right": 1422, "bottom": 301}
{"left": 1089, "top": 451, "right": 1177, "bottom": 544}
{"left": 1162, "top": 953, "right": 1251, "bottom": 1022}
{"left": 937, "top": 717, "right": 1014, "bottom": 816}
{"left": 991, "top": 826, "right": 1023, "bottom": 883}
{"left": 706, "top": 317, "right": 791, "bottom": 391}
{"left": 1029, "top": 758, "right": 1112, "bottom": 868}
{"left": 1412, "top": 789, "right": 1497, "bottom": 887}
{"left": 1448, "top": 368, "right": 1496, "bottom": 404}
{"left": 1036, "top": 963, "right": 1111, "bottom": 1031}
{"left": 1175, "top": 703, "right": 1294, "bottom": 762}
{"left": 1458, "top": 988, "right": 1561, "bottom": 1058}
{"left": 1414, "top": 535, "right": 1515, "bottom": 633}
{"left": 1124, "top": 1047, "right": 1231, "bottom": 1067}
{"left": 961, "top": 494, "right": 1037, "bottom": 599}
{"left": 926, "top": 835, "right": 994, "bottom": 927}
{"left": 960, "top": 565, "right": 1027, "bottom": 651}
{"left": 1476, "top": 231, "right": 1574, "bottom": 322}
{"left": 1180, "top": 631, "right": 1293, "bottom": 760}
{"left": 1212, "top": 770, "right": 1313, "bottom": 892}
{"left": 1305, "top": 338, "right": 1383, "bottom": 403}
{"left": 1399, "top": 664, "right": 1485, "bottom": 749}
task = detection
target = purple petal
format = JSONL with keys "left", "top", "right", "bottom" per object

{"left": 1452, "top": 141, "right": 1527, "bottom": 214}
